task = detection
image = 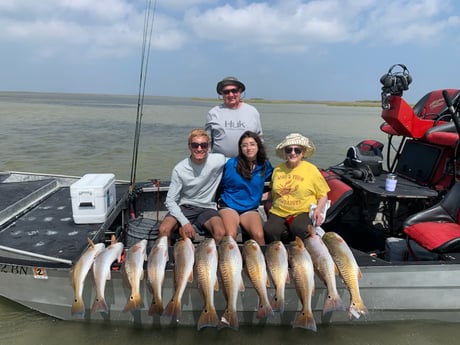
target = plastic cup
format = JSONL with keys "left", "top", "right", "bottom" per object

{"left": 385, "top": 174, "right": 397, "bottom": 192}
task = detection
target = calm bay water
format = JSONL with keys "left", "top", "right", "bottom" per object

{"left": 1, "top": 91, "right": 459, "bottom": 344}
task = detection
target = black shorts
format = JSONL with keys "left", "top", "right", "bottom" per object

{"left": 174, "top": 204, "right": 219, "bottom": 235}
{"left": 217, "top": 199, "right": 258, "bottom": 215}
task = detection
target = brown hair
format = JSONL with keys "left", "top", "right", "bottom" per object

{"left": 237, "top": 131, "right": 268, "bottom": 179}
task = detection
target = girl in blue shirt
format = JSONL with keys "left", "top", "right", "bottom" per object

{"left": 218, "top": 131, "right": 273, "bottom": 244}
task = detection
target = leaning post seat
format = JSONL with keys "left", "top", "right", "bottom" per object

{"left": 403, "top": 181, "right": 460, "bottom": 253}
{"left": 381, "top": 96, "right": 440, "bottom": 138}
{"left": 424, "top": 122, "right": 459, "bottom": 148}
{"left": 380, "top": 89, "right": 460, "bottom": 139}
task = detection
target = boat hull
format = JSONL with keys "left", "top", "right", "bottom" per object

{"left": 2, "top": 260, "right": 460, "bottom": 327}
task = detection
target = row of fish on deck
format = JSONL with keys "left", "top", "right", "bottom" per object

{"left": 70, "top": 226, "right": 368, "bottom": 331}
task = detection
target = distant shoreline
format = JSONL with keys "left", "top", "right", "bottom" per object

{"left": 191, "top": 97, "right": 381, "bottom": 107}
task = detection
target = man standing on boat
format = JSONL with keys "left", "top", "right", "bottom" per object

{"left": 159, "top": 128, "right": 226, "bottom": 243}
{"left": 206, "top": 76, "right": 263, "bottom": 158}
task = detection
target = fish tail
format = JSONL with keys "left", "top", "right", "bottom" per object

{"left": 91, "top": 296, "right": 108, "bottom": 314}
{"left": 162, "top": 298, "right": 181, "bottom": 321}
{"left": 123, "top": 292, "right": 144, "bottom": 312}
{"left": 322, "top": 293, "right": 346, "bottom": 315}
{"left": 148, "top": 298, "right": 164, "bottom": 316}
{"left": 270, "top": 293, "right": 285, "bottom": 314}
{"left": 197, "top": 305, "right": 219, "bottom": 330}
{"left": 256, "top": 300, "right": 274, "bottom": 319}
{"left": 293, "top": 310, "right": 317, "bottom": 332}
{"left": 218, "top": 308, "right": 239, "bottom": 331}
{"left": 348, "top": 299, "right": 369, "bottom": 320}
{"left": 71, "top": 297, "right": 85, "bottom": 317}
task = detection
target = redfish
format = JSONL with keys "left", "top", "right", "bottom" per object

{"left": 163, "top": 229, "right": 195, "bottom": 321}
{"left": 242, "top": 239, "right": 273, "bottom": 319}
{"left": 70, "top": 239, "right": 105, "bottom": 317}
{"left": 122, "top": 239, "right": 147, "bottom": 312}
{"left": 194, "top": 238, "right": 219, "bottom": 330}
{"left": 147, "top": 235, "right": 169, "bottom": 316}
{"left": 91, "top": 238, "right": 124, "bottom": 313}
{"left": 322, "top": 231, "right": 368, "bottom": 320}
{"left": 264, "top": 240, "right": 289, "bottom": 314}
{"left": 304, "top": 226, "right": 345, "bottom": 315}
{"left": 218, "top": 235, "right": 244, "bottom": 330}
{"left": 288, "top": 237, "right": 316, "bottom": 331}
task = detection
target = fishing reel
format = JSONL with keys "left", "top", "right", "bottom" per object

{"left": 351, "top": 165, "right": 376, "bottom": 183}
{"left": 380, "top": 64, "right": 412, "bottom": 109}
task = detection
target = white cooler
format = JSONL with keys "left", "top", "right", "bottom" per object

{"left": 70, "top": 173, "right": 116, "bottom": 224}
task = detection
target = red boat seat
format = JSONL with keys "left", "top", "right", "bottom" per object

{"left": 423, "top": 122, "right": 459, "bottom": 148}
{"left": 380, "top": 89, "right": 460, "bottom": 138}
{"left": 403, "top": 181, "right": 460, "bottom": 253}
{"left": 320, "top": 169, "right": 353, "bottom": 224}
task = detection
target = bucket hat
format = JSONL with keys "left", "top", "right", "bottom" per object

{"left": 216, "top": 76, "right": 246, "bottom": 95}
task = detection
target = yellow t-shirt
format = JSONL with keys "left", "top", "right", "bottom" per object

{"left": 270, "top": 160, "right": 330, "bottom": 218}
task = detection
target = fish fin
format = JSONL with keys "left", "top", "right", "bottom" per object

{"left": 294, "top": 236, "right": 304, "bottom": 249}
{"left": 162, "top": 298, "right": 181, "bottom": 321}
{"left": 285, "top": 271, "right": 291, "bottom": 284}
{"left": 187, "top": 271, "right": 193, "bottom": 283}
{"left": 148, "top": 298, "right": 164, "bottom": 316}
{"left": 293, "top": 310, "right": 317, "bottom": 332}
{"left": 91, "top": 296, "right": 108, "bottom": 314}
{"left": 197, "top": 305, "right": 219, "bottom": 330}
{"left": 123, "top": 292, "right": 144, "bottom": 312}
{"left": 322, "top": 293, "right": 346, "bottom": 315}
{"left": 307, "top": 224, "right": 316, "bottom": 237}
{"left": 218, "top": 309, "right": 239, "bottom": 331}
{"left": 71, "top": 298, "right": 85, "bottom": 317}
{"left": 110, "top": 234, "right": 116, "bottom": 245}
{"left": 265, "top": 276, "right": 271, "bottom": 288}
{"left": 214, "top": 280, "right": 219, "bottom": 291}
{"left": 270, "top": 294, "right": 285, "bottom": 314}
{"left": 357, "top": 267, "right": 363, "bottom": 279}
{"left": 256, "top": 300, "right": 274, "bottom": 319}
{"left": 348, "top": 299, "right": 368, "bottom": 320}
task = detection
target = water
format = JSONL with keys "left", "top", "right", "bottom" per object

{"left": 1, "top": 91, "right": 459, "bottom": 344}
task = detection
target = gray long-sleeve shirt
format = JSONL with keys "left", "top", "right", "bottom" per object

{"left": 164, "top": 153, "right": 226, "bottom": 226}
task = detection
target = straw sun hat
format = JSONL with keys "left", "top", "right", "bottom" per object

{"left": 275, "top": 133, "right": 316, "bottom": 159}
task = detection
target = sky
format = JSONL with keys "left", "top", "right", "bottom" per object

{"left": 1, "top": 0, "right": 460, "bottom": 103}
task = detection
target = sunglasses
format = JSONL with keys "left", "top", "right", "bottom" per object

{"left": 222, "top": 88, "right": 240, "bottom": 95}
{"left": 190, "top": 142, "right": 209, "bottom": 149}
{"left": 284, "top": 146, "right": 302, "bottom": 154}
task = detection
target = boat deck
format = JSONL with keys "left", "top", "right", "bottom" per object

{"left": 0, "top": 177, "right": 129, "bottom": 267}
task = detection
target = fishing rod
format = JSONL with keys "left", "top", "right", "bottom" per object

{"left": 130, "top": 0, "right": 157, "bottom": 192}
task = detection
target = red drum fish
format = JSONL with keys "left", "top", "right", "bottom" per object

{"left": 163, "top": 229, "right": 195, "bottom": 321}
{"left": 147, "top": 235, "right": 169, "bottom": 316}
{"left": 304, "top": 226, "right": 345, "bottom": 315}
{"left": 218, "top": 235, "right": 244, "bottom": 330}
{"left": 264, "top": 241, "right": 290, "bottom": 314}
{"left": 288, "top": 237, "right": 317, "bottom": 331}
{"left": 242, "top": 239, "right": 273, "bottom": 319}
{"left": 322, "top": 231, "right": 368, "bottom": 320}
{"left": 122, "top": 239, "right": 147, "bottom": 312}
{"left": 91, "top": 237, "right": 124, "bottom": 313}
{"left": 70, "top": 239, "right": 105, "bottom": 316}
{"left": 194, "top": 238, "right": 219, "bottom": 330}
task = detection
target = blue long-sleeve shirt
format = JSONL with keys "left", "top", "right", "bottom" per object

{"left": 219, "top": 157, "right": 273, "bottom": 213}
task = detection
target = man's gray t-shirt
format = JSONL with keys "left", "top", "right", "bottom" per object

{"left": 206, "top": 102, "right": 263, "bottom": 158}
